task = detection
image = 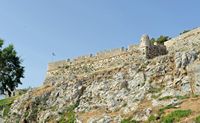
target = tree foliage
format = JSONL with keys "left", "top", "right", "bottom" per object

{"left": 0, "top": 39, "right": 24, "bottom": 97}
{"left": 150, "top": 35, "right": 171, "bottom": 44}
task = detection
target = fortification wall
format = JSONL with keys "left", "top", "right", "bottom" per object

{"left": 43, "top": 28, "right": 200, "bottom": 85}
{"left": 128, "top": 44, "right": 139, "bottom": 51}
{"left": 46, "top": 43, "right": 140, "bottom": 70}
{"left": 73, "top": 55, "right": 93, "bottom": 62}
{"left": 46, "top": 40, "right": 164, "bottom": 76}
{"left": 145, "top": 44, "right": 168, "bottom": 59}
{"left": 96, "top": 47, "right": 126, "bottom": 58}
{"left": 44, "top": 48, "right": 139, "bottom": 84}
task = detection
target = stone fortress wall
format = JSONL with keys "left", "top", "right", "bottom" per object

{"left": 43, "top": 28, "right": 200, "bottom": 88}
{"left": 47, "top": 34, "right": 168, "bottom": 73}
{"left": 145, "top": 45, "right": 168, "bottom": 59}
{"left": 47, "top": 44, "right": 140, "bottom": 72}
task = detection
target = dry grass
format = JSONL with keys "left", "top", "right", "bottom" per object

{"left": 22, "top": 85, "right": 54, "bottom": 109}
{"left": 32, "top": 85, "right": 54, "bottom": 97}
{"left": 77, "top": 109, "right": 122, "bottom": 123}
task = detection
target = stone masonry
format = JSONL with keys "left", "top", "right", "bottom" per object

{"left": 140, "top": 34, "right": 168, "bottom": 59}
{"left": 44, "top": 34, "right": 168, "bottom": 85}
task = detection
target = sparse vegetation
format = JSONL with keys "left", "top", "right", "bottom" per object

{"left": 180, "top": 30, "right": 190, "bottom": 35}
{"left": 147, "top": 115, "right": 156, "bottom": 123}
{"left": 161, "top": 110, "right": 192, "bottom": 123}
{"left": 3, "top": 105, "right": 11, "bottom": 117}
{"left": 159, "top": 95, "right": 190, "bottom": 101}
{"left": 192, "top": 94, "right": 200, "bottom": 98}
{"left": 28, "top": 105, "right": 39, "bottom": 121}
{"left": 24, "top": 111, "right": 29, "bottom": 118}
{"left": 159, "top": 96, "right": 174, "bottom": 101}
{"left": 148, "top": 87, "right": 162, "bottom": 93}
{"left": 121, "top": 118, "right": 139, "bottom": 123}
{"left": 195, "top": 115, "right": 200, "bottom": 123}
{"left": 159, "top": 104, "right": 177, "bottom": 115}
{"left": 152, "top": 94, "right": 161, "bottom": 99}
{"left": 148, "top": 86, "right": 162, "bottom": 99}
{"left": 59, "top": 103, "right": 78, "bottom": 123}
{"left": 176, "top": 95, "right": 190, "bottom": 100}
{"left": 0, "top": 96, "right": 16, "bottom": 107}
{"left": 0, "top": 96, "right": 18, "bottom": 117}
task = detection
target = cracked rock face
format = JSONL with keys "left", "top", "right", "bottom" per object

{"left": 175, "top": 50, "right": 198, "bottom": 68}
{"left": 4, "top": 28, "right": 200, "bottom": 123}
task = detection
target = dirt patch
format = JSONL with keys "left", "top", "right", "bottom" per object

{"left": 164, "top": 97, "right": 200, "bottom": 122}
{"left": 32, "top": 85, "right": 54, "bottom": 97}
{"left": 77, "top": 109, "right": 122, "bottom": 123}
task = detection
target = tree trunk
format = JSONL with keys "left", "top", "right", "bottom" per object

{"left": 8, "top": 91, "right": 11, "bottom": 97}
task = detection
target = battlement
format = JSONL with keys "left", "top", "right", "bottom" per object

{"left": 96, "top": 47, "right": 126, "bottom": 57}
{"left": 46, "top": 44, "right": 140, "bottom": 71}
{"left": 46, "top": 34, "right": 168, "bottom": 75}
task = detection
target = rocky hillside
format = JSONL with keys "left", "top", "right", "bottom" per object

{"left": 2, "top": 28, "right": 200, "bottom": 123}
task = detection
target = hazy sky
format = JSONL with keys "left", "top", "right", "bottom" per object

{"left": 0, "top": 0, "right": 200, "bottom": 88}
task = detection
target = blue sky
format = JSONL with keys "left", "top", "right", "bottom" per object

{"left": 0, "top": 0, "right": 200, "bottom": 88}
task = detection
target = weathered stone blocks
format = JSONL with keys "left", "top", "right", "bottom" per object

{"left": 139, "top": 34, "right": 168, "bottom": 59}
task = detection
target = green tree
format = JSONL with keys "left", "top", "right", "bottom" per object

{"left": 0, "top": 39, "right": 24, "bottom": 97}
{"left": 150, "top": 38, "right": 156, "bottom": 45}
{"left": 156, "top": 35, "right": 171, "bottom": 44}
{"left": 150, "top": 35, "right": 171, "bottom": 45}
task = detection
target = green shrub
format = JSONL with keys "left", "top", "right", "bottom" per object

{"left": 150, "top": 35, "right": 171, "bottom": 45}
{"left": 192, "top": 94, "right": 199, "bottom": 98}
{"left": 161, "top": 110, "right": 192, "bottom": 123}
{"left": 0, "top": 96, "right": 16, "bottom": 107}
{"left": 59, "top": 115, "right": 67, "bottom": 123}
{"left": 3, "top": 105, "right": 11, "bottom": 117}
{"left": 159, "top": 104, "right": 177, "bottom": 114}
{"left": 156, "top": 35, "right": 171, "bottom": 44}
{"left": 59, "top": 110, "right": 75, "bottom": 123}
{"left": 150, "top": 38, "right": 156, "bottom": 45}
{"left": 159, "top": 95, "right": 190, "bottom": 101}
{"left": 28, "top": 105, "right": 38, "bottom": 121}
{"left": 0, "top": 96, "right": 17, "bottom": 117}
{"left": 24, "top": 111, "right": 29, "bottom": 118}
{"left": 59, "top": 103, "right": 78, "bottom": 123}
{"left": 195, "top": 115, "right": 200, "bottom": 123}
{"left": 121, "top": 118, "right": 138, "bottom": 123}
{"left": 148, "top": 115, "right": 156, "bottom": 122}
{"left": 159, "top": 96, "right": 174, "bottom": 101}
{"left": 175, "top": 95, "right": 190, "bottom": 100}
{"left": 148, "top": 87, "right": 162, "bottom": 93}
